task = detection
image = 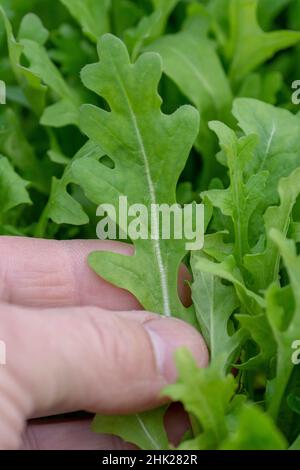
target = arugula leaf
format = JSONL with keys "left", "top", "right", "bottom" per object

{"left": 110, "top": 0, "right": 145, "bottom": 37}
{"left": 93, "top": 407, "right": 168, "bottom": 450}
{"left": 290, "top": 434, "right": 300, "bottom": 450}
{"left": 257, "top": 0, "right": 293, "bottom": 31}
{"left": 265, "top": 230, "right": 300, "bottom": 420}
{"left": 191, "top": 252, "right": 245, "bottom": 371}
{"left": 202, "top": 231, "right": 234, "bottom": 262}
{"left": 18, "top": 24, "right": 81, "bottom": 127}
{"left": 2, "top": 0, "right": 300, "bottom": 451}
{"left": 18, "top": 12, "right": 49, "bottom": 45}
{"left": 0, "top": 108, "right": 51, "bottom": 194}
{"left": 149, "top": 32, "right": 232, "bottom": 122}
{"left": 49, "top": 24, "right": 96, "bottom": 76}
{"left": 34, "top": 141, "right": 104, "bottom": 237}
{"left": 227, "top": 0, "right": 300, "bottom": 83}
{"left": 125, "top": 0, "right": 179, "bottom": 60}
{"left": 71, "top": 34, "right": 201, "bottom": 448}
{"left": 192, "top": 253, "right": 265, "bottom": 315}
{"left": 72, "top": 34, "right": 199, "bottom": 322}
{"left": 220, "top": 403, "right": 287, "bottom": 450}
{"left": 236, "top": 313, "right": 276, "bottom": 371}
{"left": 165, "top": 349, "right": 237, "bottom": 448}
{"left": 0, "top": 6, "right": 47, "bottom": 114}
{"left": 233, "top": 99, "right": 300, "bottom": 207}
{"left": 166, "top": 349, "right": 287, "bottom": 449}
{"left": 60, "top": 0, "right": 111, "bottom": 43}
{"left": 0, "top": 155, "right": 31, "bottom": 220}
{"left": 203, "top": 120, "right": 268, "bottom": 268}
{"left": 245, "top": 168, "right": 300, "bottom": 292}
{"left": 1, "top": 9, "right": 81, "bottom": 126}
{"left": 287, "top": 394, "right": 300, "bottom": 414}
{"left": 148, "top": 30, "right": 233, "bottom": 163}
{"left": 290, "top": 222, "right": 300, "bottom": 243}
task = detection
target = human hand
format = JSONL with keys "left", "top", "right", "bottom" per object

{"left": 0, "top": 237, "right": 208, "bottom": 450}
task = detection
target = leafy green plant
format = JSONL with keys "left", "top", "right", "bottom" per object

{"left": 1, "top": 0, "right": 300, "bottom": 450}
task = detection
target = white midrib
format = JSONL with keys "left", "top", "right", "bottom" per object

{"left": 135, "top": 414, "right": 161, "bottom": 450}
{"left": 115, "top": 66, "right": 171, "bottom": 317}
{"left": 259, "top": 121, "right": 276, "bottom": 172}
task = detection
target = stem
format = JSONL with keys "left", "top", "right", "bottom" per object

{"left": 34, "top": 203, "right": 49, "bottom": 238}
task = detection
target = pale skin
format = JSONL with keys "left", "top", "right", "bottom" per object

{"left": 0, "top": 237, "right": 208, "bottom": 450}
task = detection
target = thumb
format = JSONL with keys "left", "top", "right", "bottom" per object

{"left": 0, "top": 305, "right": 208, "bottom": 448}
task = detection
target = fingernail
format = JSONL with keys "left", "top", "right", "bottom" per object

{"left": 144, "top": 318, "right": 209, "bottom": 382}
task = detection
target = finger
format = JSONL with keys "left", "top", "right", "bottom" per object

{"left": 0, "top": 237, "right": 139, "bottom": 309}
{"left": 0, "top": 237, "right": 191, "bottom": 309}
{"left": 0, "top": 304, "right": 208, "bottom": 449}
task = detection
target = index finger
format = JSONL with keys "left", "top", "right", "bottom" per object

{"left": 0, "top": 237, "right": 191, "bottom": 309}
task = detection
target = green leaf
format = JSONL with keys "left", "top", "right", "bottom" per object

{"left": 165, "top": 349, "right": 237, "bottom": 448}
{"left": 220, "top": 404, "right": 287, "bottom": 450}
{"left": 149, "top": 32, "right": 232, "bottom": 121}
{"left": 0, "top": 8, "right": 81, "bottom": 124}
{"left": 40, "top": 99, "right": 80, "bottom": 128}
{"left": 192, "top": 253, "right": 265, "bottom": 315}
{"left": 60, "top": 0, "right": 111, "bottom": 42}
{"left": 245, "top": 168, "right": 300, "bottom": 292}
{"left": 257, "top": 0, "right": 293, "bottom": 31}
{"left": 125, "top": 0, "right": 180, "bottom": 60}
{"left": 111, "top": 0, "right": 145, "bottom": 37}
{"left": 191, "top": 252, "right": 245, "bottom": 371}
{"left": 92, "top": 407, "right": 168, "bottom": 450}
{"left": 19, "top": 38, "right": 81, "bottom": 127}
{"left": 227, "top": 0, "right": 300, "bottom": 82}
{"left": 47, "top": 150, "right": 70, "bottom": 166}
{"left": 0, "top": 6, "right": 47, "bottom": 114}
{"left": 203, "top": 120, "right": 268, "bottom": 268}
{"left": 72, "top": 34, "right": 200, "bottom": 322}
{"left": 18, "top": 13, "right": 49, "bottom": 45}
{"left": 287, "top": 394, "right": 300, "bottom": 414}
{"left": 237, "top": 71, "right": 283, "bottom": 105}
{"left": 176, "top": 182, "right": 197, "bottom": 205}
{"left": 169, "top": 350, "right": 287, "bottom": 450}
{"left": 165, "top": 350, "right": 287, "bottom": 450}
{"left": 290, "top": 434, "right": 300, "bottom": 450}
{"left": 34, "top": 141, "right": 104, "bottom": 237}
{"left": 289, "top": 222, "right": 300, "bottom": 243}
{"left": 148, "top": 31, "right": 232, "bottom": 158}
{"left": 233, "top": 98, "right": 300, "bottom": 207}
{"left": 0, "top": 155, "right": 31, "bottom": 218}
{"left": 0, "top": 109, "right": 51, "bottom": 194}
{"left": 236, "top": 313, "right": 276, "bottom": 370}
